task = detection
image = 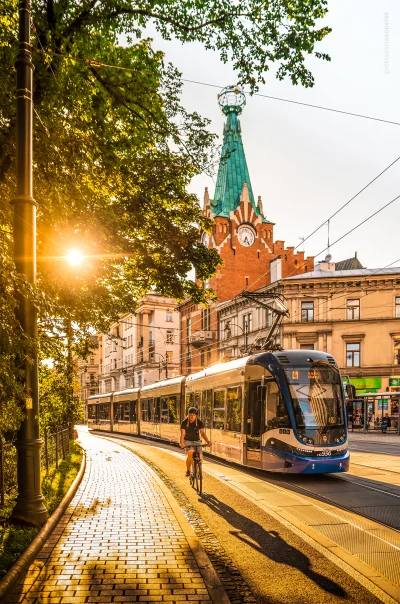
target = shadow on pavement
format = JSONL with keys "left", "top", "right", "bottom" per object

{"left": 203, "top": 493, "right": 348, "bottom": 598}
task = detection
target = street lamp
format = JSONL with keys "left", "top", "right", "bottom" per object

{"left": 224, "top": 321, "right": 249, "bottom": 354}
{"left": 150, "top": 352, "right": 169, "bottom": 380}
{"left": 11, "top": 0, "right": 47, "bottom": 525}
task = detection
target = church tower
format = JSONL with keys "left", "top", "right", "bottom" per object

{"left": 180, "top": 86, "right": 313, "bottom": 374}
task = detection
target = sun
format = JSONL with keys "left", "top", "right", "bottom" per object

{"left": 66, "top": 249, "right": 84, "bottom": 266}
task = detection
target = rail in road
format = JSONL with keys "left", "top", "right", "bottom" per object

{"left": 92, "top": 430, "right": 400, "bottom": 603}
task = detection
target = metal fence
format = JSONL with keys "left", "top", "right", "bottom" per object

{"left": 0, "top": 425, "right": 70, "bottom": 508}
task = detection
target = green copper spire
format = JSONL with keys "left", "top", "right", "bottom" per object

{"left": 211, "top": 86, "right": 266, "bottom": 220}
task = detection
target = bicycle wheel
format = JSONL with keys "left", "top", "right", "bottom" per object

{"left": 190, "top": 464, "right": 196, "bottom": 489}
{"left": 193, "top": 462, "right": 199, "bottom": 492}
{"left": 197, "top": 464, "right": 203, "bottom": 496}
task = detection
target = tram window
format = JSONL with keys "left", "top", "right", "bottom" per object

{"left": 213, "top": 389, "right": 226, "bottom": 429}
{"left": 186, "top": 392, "right": 194, "bottom": 411}
{"left": 266, "top": 382, "right": 290, "bottom": 429}
{"left": 88, "top": 405, "right": 96, "bottom": 419}
{"left": 201, "top": 390, "right": 212, "bottom": 427}
{"left": 123, "top": 402, "right": 130, "bottom": 421}
{"left": 194, "top": 391, "right": 201, "bottom": 408}
{"left": 160, "top": 396, "right": 178, "bottom": 423}
{"left": 99, "top": 403, "right": 110, "bottom": 420}
{"left": 141, "top": 399, "right": 149, "bottom": 422}
{"left": 226, "top": 387, "right": 242, "bottom": 432}
{"left": 114, "top": 403, "right": 120, "bottom": 422}
{"left": 154, "top": 398, "right": 160, "bottom": 422}
{"left": 131, "top": 401, "right": 137, "bottom": 423}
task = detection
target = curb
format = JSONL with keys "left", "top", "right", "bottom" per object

{"left": 99, "top": 434, "right": 231, "bottom": 604}
{"left": 0, "top": 445, "right": 86, "bottom": 601}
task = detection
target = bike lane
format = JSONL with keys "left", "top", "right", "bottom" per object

{"left": 4, "top": 429, "right": 228, "bottom": 604}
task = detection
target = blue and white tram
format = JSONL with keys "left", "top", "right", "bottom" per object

{"left": 87, "top": 349, "right": 349, "bottom": 474}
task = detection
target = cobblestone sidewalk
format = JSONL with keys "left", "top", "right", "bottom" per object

{"left": 4, "top": 430, "right": 218, "bottom": 603}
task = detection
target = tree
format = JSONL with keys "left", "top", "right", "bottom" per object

{"left": 0, "top": 0, "right": 331, "bottom": 428}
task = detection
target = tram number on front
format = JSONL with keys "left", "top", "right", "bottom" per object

{"left": 279, "top": 429, "right": 291, "bottom": 435}
{"left": 317, "top": 449, "right": 332, "bottom": 457}
{"left": 328, "top": 416, "right": 336, "bottom": 424}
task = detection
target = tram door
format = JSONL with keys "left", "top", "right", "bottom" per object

{"left": 245, "top": 381, "right": 266, "bottom": 468}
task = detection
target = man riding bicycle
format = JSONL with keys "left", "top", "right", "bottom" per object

{"left": 180, "top": 407, "right": 211, "bottom": 476}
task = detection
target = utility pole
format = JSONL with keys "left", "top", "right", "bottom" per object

{"left": 165, "top": 354, "right": 168, "bottom": 380}
{"left": 11, "top": 0, "right": 47, "bottom": 525}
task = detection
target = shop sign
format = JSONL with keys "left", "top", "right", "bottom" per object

{"left": 377, "top": 399, "right": 389, "bottom": 410}
{"left": 389, "top": 378, "right": 400, "bottom": 387}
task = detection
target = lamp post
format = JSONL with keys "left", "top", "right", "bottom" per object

{"left": 224, "top": 321, "right": 249, "bottom": 355}
{"left": 11, "top": 0, "right": 47, "bottom": 525}
{"left": 151, "top": 352, "right": 169, "bottom": 380}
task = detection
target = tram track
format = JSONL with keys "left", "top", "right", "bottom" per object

{"left": 92, "top": 429, "right": 400, "bottom": 534}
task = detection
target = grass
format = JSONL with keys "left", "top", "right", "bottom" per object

{"left": 0, "top": 441, "right": 83, "bottom": 578}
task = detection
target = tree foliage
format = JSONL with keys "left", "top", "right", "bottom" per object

{"left": 0, "top": 0, "right": 331, "bottom": 431}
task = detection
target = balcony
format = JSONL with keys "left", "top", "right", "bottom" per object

{"left": 189, "top": 330, "right": 214, "bottom": 348}
{"left": 110, "top": 360, "right": 123, "bottom": 374}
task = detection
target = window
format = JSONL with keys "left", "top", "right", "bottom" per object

{"left": 166, "top": 311, "right": 173, "bottom": 322}
{"left": 300, "top": 343, "right": 314, "bottom": 350}
{"left": 226, "top": 387, "right": 242, "bottom": 432}
{"left": 161, "top": 396, "right": 178, "bottom": 423}
{"left": 346, "top": 342, "right": 360, "bottom": 367}
{"left": 301, "top": 301, "right": 314, "bottom": 322}
{"left": 166, "top": 330, "right": 174, "bottom": 344}
{"left": 213, "top": 390, "right": 226, "bottom": 429}
{"left": 201, "top": 390, "right": 212, "bottom": 427}
{"left": 186, "top": 348, "right": 191, "bottom": 371}
{"left": 243, "top": 313, "right": 252, "bottom": 333}
{"left": 396, "top": 297, "right": 400, "bottom": 318}
{"left": 201, "top": 308, "right": 211, "bottom": 331}
{"left": 266, "top": 381, "right": 290, "bottom": 429}
{"left": 347, "top": 299, "right": 360, "bottom": 320}
{"left": 224, "top": 320, "right": 232, "bottom": 340}
{"left": 166, "top": 351, "right": 173, "bottom": 363}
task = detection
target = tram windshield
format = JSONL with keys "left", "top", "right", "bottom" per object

{"left": 285, "top": 362, "right": 345, "bottom": 429}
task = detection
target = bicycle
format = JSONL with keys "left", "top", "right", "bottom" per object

{"left": 189, "top": 443, "right": 210, "bottom": 496}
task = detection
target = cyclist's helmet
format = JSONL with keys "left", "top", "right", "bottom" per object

{"left": 188, "top": 407, "right": 199, "bottom": 415}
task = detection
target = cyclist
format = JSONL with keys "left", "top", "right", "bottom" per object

{"left": 180, "top": 407, "right": 211, "bottom": 476}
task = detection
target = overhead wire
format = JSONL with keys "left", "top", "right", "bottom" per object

{"left": 28, "top": 44, "right": 400, "bottom": 362}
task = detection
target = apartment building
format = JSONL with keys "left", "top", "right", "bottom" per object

{"left": 218, "top": 256, "right": 400, "bottom": 416}
{"left": 99, "top": 293, "right": 180, "bottom": 393}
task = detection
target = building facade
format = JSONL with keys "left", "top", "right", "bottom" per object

{"left": 180, "top": 86, "right": 313, "bottom": 375}
{"left": 98, "top": 294, "right": 180, "bottom": 393}
{"left": 76, "top": 335, "right": 101, "bottom": 421}
{"left": 218, "top": 258, "right": 400, "bottom": 418}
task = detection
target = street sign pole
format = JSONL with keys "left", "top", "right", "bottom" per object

{"left": 11, "top": 0, "right": 47, "bottom": 525}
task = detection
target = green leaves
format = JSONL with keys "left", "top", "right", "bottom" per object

{"left": 0, "top": 0, "right": 330, "bottom": 431}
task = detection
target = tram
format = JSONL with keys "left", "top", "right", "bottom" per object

{"left": 87, "top": 350, "right": 349, "bottom": 474}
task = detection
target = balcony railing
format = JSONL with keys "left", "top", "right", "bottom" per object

{"left": 189, "top": 330, "right": 214, "bottom": 348}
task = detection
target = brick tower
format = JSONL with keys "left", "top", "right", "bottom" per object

{"left": 180, "top": 86, "right": 313, "bottom": 374}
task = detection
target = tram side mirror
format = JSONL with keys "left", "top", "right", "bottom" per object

{"left": 257, "top": 385, "right": 265, "bottom": 403}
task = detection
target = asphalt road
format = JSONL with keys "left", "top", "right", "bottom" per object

{"left": 348, "top": 440, "right": 400, "bottom": 456}
{"left": 101, "top": 434, "right": 384, "bottom": 604}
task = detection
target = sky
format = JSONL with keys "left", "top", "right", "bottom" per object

{"left": 144, "top": 0, "right": 400, "bottom": 270}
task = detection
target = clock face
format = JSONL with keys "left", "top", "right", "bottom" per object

{"left": 237, "top": 225, "right": 255, "bottom": 247}
{"left": 201, "top": 232, "right": 210, "bottom": 247}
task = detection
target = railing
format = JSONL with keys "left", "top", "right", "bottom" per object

{"left": 0, "top": 425, "right": 70, "bottom": 508}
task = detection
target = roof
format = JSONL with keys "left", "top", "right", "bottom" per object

{"left": 335, "top": 256, "right": 364, "bottom": 270}
{"left": 284, "top": 267, "right": 400, "bottom": 281}
{"left": 211, "top": 110, "right": 271, "bottom": 223}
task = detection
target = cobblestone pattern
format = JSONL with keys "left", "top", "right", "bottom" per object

{"left": 129, "top": 446, "right": 257, "bottom": 604}
{"left": 5, "top": 432, "right": 213, "bottom": 603}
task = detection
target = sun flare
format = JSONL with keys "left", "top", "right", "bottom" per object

{"left": 66, "top": 249, "right": 84, "bottom": 266}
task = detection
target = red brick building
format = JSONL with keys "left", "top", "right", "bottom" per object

{"left": 180, "top": 86, "right": 313, "bottom": 374}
